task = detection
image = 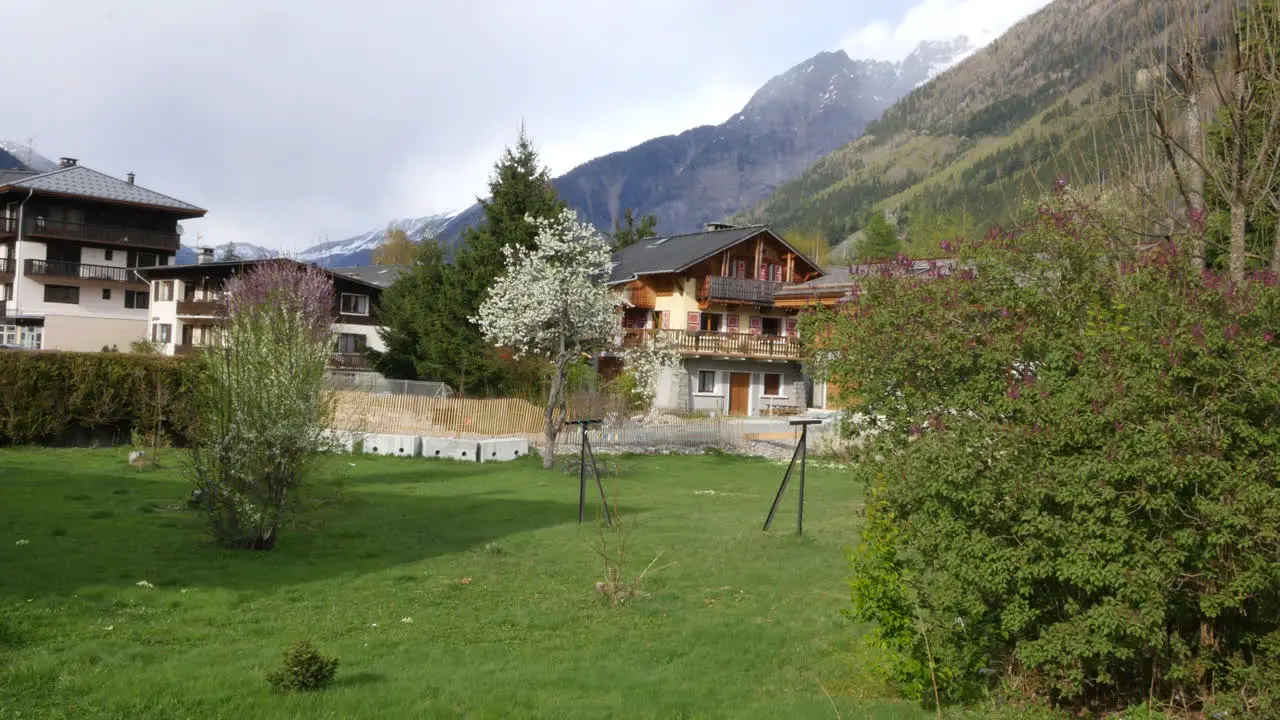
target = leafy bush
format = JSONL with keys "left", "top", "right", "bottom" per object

{"left": 0, "top": 351, "right": 196, "bottom": 446}
{"left": 808, "top": 190, "right": 1280, "bottom": 713}
{"left": 265, "top": 640, "right": 339, "bottom": 693}
{"left": 189, "top": 261, "right": 338, "bottom": 550}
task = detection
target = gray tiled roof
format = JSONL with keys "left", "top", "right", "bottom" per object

{"left": 1, "top": 165, "right": 205, "bottom": 215}
{"left": 609, "top": 224, "right": 822, "bottom": 285}
{"left": 774, "top": 258, "right": 960, "bottom": 301}
{"left": 329, "top": 264, "right": 408, "bottom": 288}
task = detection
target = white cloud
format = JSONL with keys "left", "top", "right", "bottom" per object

{"left": 841, "top": 0, "right": 1053, "bottom": 62}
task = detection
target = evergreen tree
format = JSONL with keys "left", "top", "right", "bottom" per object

{"left": 218, "top": 244, "right": 242, "bottom": 262}
{"left": 376, "top": 127, "right": 566, "bottom": 395}
{"left": 611, "top": 208, "right": 658, "bottom": 250}
{"left": 857, "top": 212, "right": 903, "bottom": 262}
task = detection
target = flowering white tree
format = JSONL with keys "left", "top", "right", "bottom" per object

{"left": 619, "top": 329, "right": 681, "bottom": 415}
{"left": 474, "top": 209, "right": 621, "bottom": 467}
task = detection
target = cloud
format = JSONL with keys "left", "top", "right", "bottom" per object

{"left": 841, "top": 0, "right": 1053, "bottom": 62}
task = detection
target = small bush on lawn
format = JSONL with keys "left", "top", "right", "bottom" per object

{"left": 808, "top": 189, "right": 1280, "bottom": 714}
{"left": 265, "top": 640, "right": 339, "bottom": 693}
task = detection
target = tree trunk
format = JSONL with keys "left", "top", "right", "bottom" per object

{"left": 543, "top": 353, "right": 569, "bottom": 469}
{"left": 1230, "top": 200, "right": 1248, "bottom": 284}
{"left": 1186, "top": 90, "right": 1207, "bottom": 271}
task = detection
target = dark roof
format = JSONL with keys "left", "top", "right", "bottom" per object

{"left": 0, "top": 165, "right": 205, "bottom": 216}
{"left": 607, "top": 224, "right": 821, "bottom": 285}
{"left": 328, "top": 265, "right": 408, "bottom": 288}
{"left": 134, "top": 257, "right": 386, "bottom": 292}
{"left": 0, "top": 169, "right": 38, "bottom": 186}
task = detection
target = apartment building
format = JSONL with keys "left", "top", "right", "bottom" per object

{"left": 0, "top": 158, "right": 205, "bottom": 350}
{"left": 134, "top": 256, "right": 399, "bottom": 374}
{"left": 602, "top": 223, "right": 825, "bottom": 417}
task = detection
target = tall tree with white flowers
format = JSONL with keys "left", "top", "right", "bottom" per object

{"left": 474, "top": 209, "right": 621, "bottom": 467}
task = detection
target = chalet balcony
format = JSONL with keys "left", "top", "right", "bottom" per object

{"left": 329, "top": 353, "right": 373, "bottom": 371}
{"left": 24, "top": 258, "right": 145, "bottom": 285}
{"left": 173, "top": 343, "right": 200, "bottom": 356}
{"left": 176, "top": 299, "right": 224, "bottom": 317}
{"left": 0, "top": 216, "right": 180, "bottom": 252}
{"left": 698, "top": 275, "right": 786, "bottom": 305}
{"left": 0, "top": 257, "right": 13, "bottom": 281}
{"left": 620, "top": 328, "right": 802, "bottom": 361}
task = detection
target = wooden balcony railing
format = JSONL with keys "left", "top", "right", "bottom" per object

{"left": 24, "top": 258, "right": 144, "bottom": 284}
{"left": 699, "top": 275, "right": 786, "bottom": 304}
{"left": 329, "top": 353, "right": 373, "bottom": 371}
{"left": 176, "top": 299, "right": 224, "bottom": 317}
{"left": 620, "top": 328, "right": 801, "bottom": 360}
{"left": 0, "top": 216, "right": 180, "bottom": 252}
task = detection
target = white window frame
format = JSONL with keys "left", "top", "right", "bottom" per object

{"left": 761, "top": 372, "right": 787, "bottom": 399}
{"left": 340, "top": 293, "right": 370, "bottom": 316}
{"left": 694, "top": 369, "right": 720, "bottom": 396}
{"left": 153, "top": 280, "right": 174, "bottom": 302}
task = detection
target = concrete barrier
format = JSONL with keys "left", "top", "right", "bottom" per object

{"left": 363, "top": 433, "right": 420, "bottom": 457}
{"left": 419, "top": 437, "right": 480, "bottom": 462}
{"left": 479, "top": 437, "right": 528, "bottom": 463}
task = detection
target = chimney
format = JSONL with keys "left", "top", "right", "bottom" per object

{"left": 58, "top": 157, "right": 78, "bottom": 168}
{"left": 126, "top": 172, "right": 135, "bottom": 185}
{"left": 196, "top": 247, "right": 214, "bottom": 265}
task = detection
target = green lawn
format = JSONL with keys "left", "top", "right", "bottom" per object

{"left": 0, "top": 448, "right": 933, "bottom": 719}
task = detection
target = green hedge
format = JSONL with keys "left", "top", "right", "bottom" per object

{"left": 0, "top": 351, "right": 198, "bottom": 446}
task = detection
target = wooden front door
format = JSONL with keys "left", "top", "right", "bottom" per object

{"left": 728, "top": 372, "right": 751, "bottom": 416}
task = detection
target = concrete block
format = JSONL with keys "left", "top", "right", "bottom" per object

{"left": 363, "top": 434, "right": 420, "bottom": 457}
{"left": 324, "top": 429, "right": 364, "bottom": 454}
{"left": 419, "top": 437, "right": 479, "bottom": 462}
{"left": 479, "top": 437, "right": 528, "bottom": 463}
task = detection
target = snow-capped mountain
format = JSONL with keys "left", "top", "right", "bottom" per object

{"left": 295, "top": 211, "right": 459, "bottom": 267}
{"left": 0, "top": 140, "right": 56, "bottom": 172}
{"left": 175, "top": 242, "right": 277, "bottom": 265}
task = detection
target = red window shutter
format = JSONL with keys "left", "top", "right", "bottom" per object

{"left": 726, "top": 313, "right": 740, "bottom": 333}
{"left": 735, "top": 259, "right": 747, "bottom": 278}
{"left": 687, "top": 312, "right": 700, "bottom": 332}
{"left": 660, "top": 310, "right": 670, "bottom": 329}
{"left": 749, "top": 316, "right": 762, "bottom": 335}
{"left": 785, "top": 318, "right": 798, "bottom": 337}
{"left": 772, "top": 264, "right": 783, "bottom": 282}
{"left": 758, "top": 264, "right": 768, "bottom": 281}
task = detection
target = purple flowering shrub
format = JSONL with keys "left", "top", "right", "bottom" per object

{"left": 809, "top": 193, "right": 1280, "bottom": 713}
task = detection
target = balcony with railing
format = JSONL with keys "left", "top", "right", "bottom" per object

{"left": 329, "top": 353, "right": 373, "bottom": 371}
{"left": 24, "top": 258, "right": 145, "bottom": 285}
{"left": 0, "top": 216, "right": 180, "bottom": 252}
{"left": 698, "top": 275, "right": 786, "bottom": 305}
{"left": 0, "top": 257, "right": 13, "bottom": 281}
{"left": 176, "top": 299, "right": 224, "bottom": 317}
{"left": 620, "top": 328, "right": 801, "bottom": 361}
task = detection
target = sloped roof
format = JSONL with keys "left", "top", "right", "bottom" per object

{"left": 607, "top": 224, "right": 821, "bottom": 285}
{"left": 0, "top": 165, "right": 205, "bottom": 215}
{"left": 775, "top": 257, "right": 960, "bottom": 304}
{"left": 329, "top": 264, "right": 408, "bottom": 288}
{"left": 135, "top": 257, "right": 387, "bottom": 292}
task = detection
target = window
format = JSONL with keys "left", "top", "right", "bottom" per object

{"left": 129, "top": 252, "right": 160, "bottom": 268}
{"left": 2, "top": 283, "right": 11, "bottom": 301}
{"left": 125, "top": 290, "right": 149, "bottom": 309}
{"left": 19, "top": 325, "right": 42, "bottom": 349}
{"left": 699, "top": 313, "right": 722, "bottom": 332}
{"left": 336, "top": 333, "right": 368, "bottom": 354}
{"left": 151, "top": 323, "right": 172, "bottom": 343}
{"left": 340, "top": 293, "right": 369, "bottom": 315}
{"left": 763, "top": 373, "right": 783, "bottom": 397}
{"left": 43, "top": 285, "right": 80, "bottom": 304}
{"left": 101, "top": 288, "right": 112, "bottom": 301}
{"left": 1, "top": 324, "right": 15, "bottom": 345}
{"left": 153, "top": 280, "right": 174, "bottom": 301}
{"left": 761, "top": 317, "right": 782, "bottom": 337}
{"left": 697, "top": 370, "right": 717, "bottom": 394}
{"left": 104, "top": 250, "right": 113, "bottom": 262}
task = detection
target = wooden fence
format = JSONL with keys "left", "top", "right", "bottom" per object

{"left": 333, "top": 391, "right": 545, "bottom": 437}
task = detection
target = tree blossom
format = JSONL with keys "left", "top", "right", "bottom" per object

{"left": 474, "top": 208, "right": 621, "bottom": 467}
{"left": 620, "top": 329, "right": 681, "bottom": 412}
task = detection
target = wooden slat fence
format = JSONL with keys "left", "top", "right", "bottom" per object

{"left": 333, "top": 391, "right": 545, "bottom": 436}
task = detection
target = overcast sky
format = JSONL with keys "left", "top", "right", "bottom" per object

{"left": 4, "top": 0, "right": 1049, "bottom": 252}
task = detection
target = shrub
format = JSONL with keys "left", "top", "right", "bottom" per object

{"left": 0, "top": 351, "right": 196, "bottom": 446}
{"left": 265, "top": 640, "right": 339, "bottom": 693}
{"left": 189, "top": 261, "right": 338, "bottom": 550}
{"left": 809, "top": 190, "right": 1280, "bottom": 713}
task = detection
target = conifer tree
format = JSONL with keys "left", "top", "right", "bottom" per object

{"left": 611, "top": 208, "right": 658, "bottom": 250}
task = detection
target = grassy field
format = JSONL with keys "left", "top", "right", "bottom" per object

{"left": 0, "top": 447, "right": 939, "bottom": 719}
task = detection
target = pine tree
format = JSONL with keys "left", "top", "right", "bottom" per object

{"left": 371, "top": 238, "right": 446, "bottom": 379}
{"left": 857, "top": 212, "right": 902, "bottom": 262}
{"left": 611, "top": 208, "right": 658, "bottom": 250}
{"left": 377, "top": 127, "right": 566, "bottom": 394}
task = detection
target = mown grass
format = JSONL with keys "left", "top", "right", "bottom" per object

{"left": 0, "top": 447, "right": 959, "bottom": 719}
